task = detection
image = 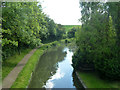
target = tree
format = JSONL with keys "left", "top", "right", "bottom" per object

{"left": 72, "top": 2, "right": 120, "bottom": 80}
{"left": 67, "top": 27, "right": 77, "bottom": 38}
{"left": 2, "top": 2, "right": 65, "bottom": 60}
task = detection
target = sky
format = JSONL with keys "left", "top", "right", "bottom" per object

{"left": 40, "top": 0, "right": 82, "bottom": 25}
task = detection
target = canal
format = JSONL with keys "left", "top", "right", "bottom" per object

{"left": 28, "top": 45, "right": 83, "bottom": 88}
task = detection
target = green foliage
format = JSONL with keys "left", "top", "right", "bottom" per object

{"left": 107, "top": 2, "right": 120, "bottom": 46}
{"left": 63, "top": 25, "right": 80, "bottom": 32}
{"left": 67, "top": 27, "right": 77, "bottom": 38}
{"left": 63, "top": 25, "right": 81, "bottom": 38}
{"left": 2, "top": 2, "right": 65, "bottom": 60}
{"left": 72, "top": 2, "right": 120, "bottom": 80}
{"left": 42, "top": 19, "right": 65, "bottom": 43}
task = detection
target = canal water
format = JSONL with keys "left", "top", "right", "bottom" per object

{"left": 28, "top": 46, "right": 83, "bottom": 88}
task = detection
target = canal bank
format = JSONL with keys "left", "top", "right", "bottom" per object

{"left": 11, "top": 41, "right": 62, "bottom": 88}
{"left": 77, "top": 71, "right": 120, "bottom": 88}
{"left": 11, "top": 46, "right": 47, "bottom": 88}
{"left": 75, "top": 72, "right": 87, "bottom": 89}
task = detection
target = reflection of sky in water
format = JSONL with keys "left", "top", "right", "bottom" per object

{"left": 43, "top": 47, "right": 75, "bottom": 88}
{"left": 63, "top": 47, "right": 73, "bottom": 64}
{"left": 43, "top": 68, "right": 64, "bottom": 88}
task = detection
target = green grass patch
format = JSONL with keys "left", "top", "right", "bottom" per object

{"left": 63, "top": 25, "right": 81, "bottom": 32}
{"left": 78, "top": 71, "right": 120, "bottom": 88}
{"left": 2, "top": 49, "right": 32, "bottom": 80}
{"left": 11, "top": 46, "right": 47, "bottom": 88}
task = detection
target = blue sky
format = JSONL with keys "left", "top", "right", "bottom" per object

{"left": 41, "top": 0, "right": 82, "bottom": 25}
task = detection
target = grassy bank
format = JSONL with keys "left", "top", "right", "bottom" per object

{"left": 11, "top": 45, "right": 48, "bottom": 88}
{"left": 78, "top": 71, "right": 120, "bottom": 88}
{"left": 2, "top": 49, "right": 32, "bottom": 80}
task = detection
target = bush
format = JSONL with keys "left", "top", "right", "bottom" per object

{"left": 72, "top": 15, "right": 120, "bottom": 80}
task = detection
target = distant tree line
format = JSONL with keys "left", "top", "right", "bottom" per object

{"left": 72, "top": 2, "right": 120, "bottom": 80}
{"left": 67, "top": 27, "right": 80, "bottom": 38}
{"left": 2, "top": 2, "right": 65, "bottom": 60}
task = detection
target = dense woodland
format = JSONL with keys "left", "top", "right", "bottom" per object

{"left": 2, "top": 2, "right": 66, "bottom": 60}
{"left": 72, "top": 2, "right": 120, "bottom": 80}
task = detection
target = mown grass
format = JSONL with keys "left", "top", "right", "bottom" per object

{"left": 2, "top": 49, "right": 32, "bottom": 80}
{"left": 11, "top": 46, "right": 48, "bottom": 88}
{"left": 78, "top": 71, "right": 120, "bottom": 88}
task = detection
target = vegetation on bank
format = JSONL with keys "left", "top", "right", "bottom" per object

{"left": 11, "top": 40, "right": 71, "bottom": 88}
{"left": 77, "top": 71, "right": 120, "bottom": 88}
{"left": 72, "top": 2, "right": 120, "bottom": 80}
{"left": 2, "top": 2, "right": 79, "bottom": 62}
{"left": 2, "top": 2, "right": 65, "bottom": 61}
{"left": 2, "top": 2, "right": 68, "bottom": 82}
{"left": 2, "top": 49, "right": 31, "bottom": 80}
{"left": 63, "top": 25, "right": 81, "bottom": 38}
{"left": 2, "top": 2, "right": 78, "bottom": 87}
{"left": 2, "top": 1, "right": 120, "bottom": 89}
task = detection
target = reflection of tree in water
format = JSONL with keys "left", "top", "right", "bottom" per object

{"left": 72, "top": 71, "right": 84, "bottom": 89}
{"left": 66, "top": 43, "right": 77, "bottom": 53}
{"left": 28, "top": 46, "right": 66, "bottom": 88}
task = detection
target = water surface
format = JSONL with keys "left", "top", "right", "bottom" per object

{"left": 28, "top": 46, "right": 83, "bottom": 88}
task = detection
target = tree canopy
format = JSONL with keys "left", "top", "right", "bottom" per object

{"left": 2, "top": 2, "right": 65, "bottom": 60}
{"left": 72, "top": 2, "right": 120, "bottom": 80}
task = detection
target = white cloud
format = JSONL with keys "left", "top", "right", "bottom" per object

{"left": 40, "top": 0, "right": 82, "bottom": 25}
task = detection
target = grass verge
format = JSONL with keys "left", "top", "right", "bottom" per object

{"left": 2, "top": 49, "right": 32, "bottom": 80}
{"left": 11, "top": 46, "right": 47, "bottom": 88}
{"left": 77, "top": 71, "right": 120, "bottom": 88}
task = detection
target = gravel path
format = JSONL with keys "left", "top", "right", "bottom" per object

{"left": 2, "top": 49, "right": 37, "bottom": 88}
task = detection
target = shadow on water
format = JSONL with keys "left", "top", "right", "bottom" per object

{"left": 72, "top": 71, "right": 84, "bottom": 89}
{"left": 28, "top": 45, "right": 84, "bottom": 89}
